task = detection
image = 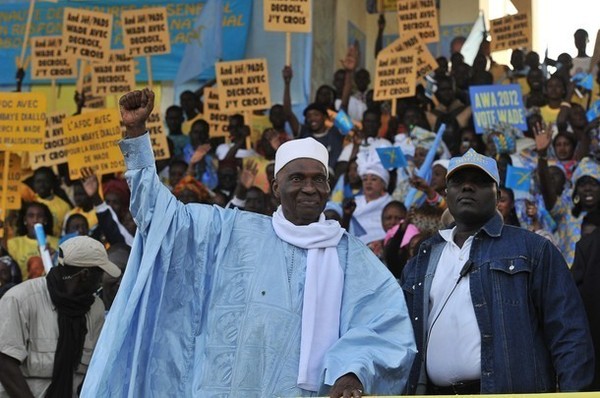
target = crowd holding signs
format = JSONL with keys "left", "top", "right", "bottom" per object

{"left": 0, "top": 0, "right": 539, "bottom": 219}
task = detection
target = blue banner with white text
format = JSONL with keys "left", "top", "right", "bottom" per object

{"left": 469, "top": 84, "right": 527, "bottom": 134}
{"left": 0, "top": 0, "right": 252, "bottom": 87}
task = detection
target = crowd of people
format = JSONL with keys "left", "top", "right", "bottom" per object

{"left": 0, "top": 18, "right": 599, "bottom": 397}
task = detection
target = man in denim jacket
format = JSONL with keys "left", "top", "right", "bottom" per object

{"left": 401, "top": 149, "right": 594, "bottom": 394}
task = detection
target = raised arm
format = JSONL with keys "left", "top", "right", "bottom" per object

{"left": 534, "top": 122, "right": 557, "bottom": 211}
{"left": 339, "top": 44, "right": 359, "bottom": 113}
{"left": 282, "top": 66, "right": 300, "bottom": 136}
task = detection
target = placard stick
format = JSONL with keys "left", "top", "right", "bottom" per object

{"left": 0, "top": 152, "right": 10, "bottom": 239}
{"left": 50, "top": 79, "right": 57, "bottom": 112}
{"left": 285, "top": 32, "right": 291, "bottom": 66}
{"left": 76, "top": 60, "right": 85, "bottom": 94}
{"left": 391, "top": 98, "right": 397, "bottom": 117}
{"left": 19, "top": 0, "right": 36, "bottom": 68}
{"left": 146, "top": 55, "right": 153, "bottom": 89}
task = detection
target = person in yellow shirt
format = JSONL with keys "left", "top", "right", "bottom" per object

{"left": 31, "top": 167, "right": 72, "bottom": 237}
{"left": 7, "top": 202, "right": 58, "bottom": 279}
{"left": 539, "top": 75, "right": 570, "bottom": 126}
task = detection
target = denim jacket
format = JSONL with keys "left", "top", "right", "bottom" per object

{"left": 401, "top": 213, "right": 594, "bottom": 394}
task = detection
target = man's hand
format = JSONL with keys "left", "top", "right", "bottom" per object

{"left": 239, "top": 160, "right": 258, "bottom": 189}
{"left": 119, "top": 88, "right": 155, "bottom": 138}
{"left": 329, "top": 373, "right": 364, "bottom": 398}
{"left": 282, "top": 65, "right": 293, "bottom": 84}
{"left": 341, "top": 43, "right": 359, "bottom": 72}
{"left": 533, "top": 121, "right": 552, "bottom": 155}
{"left": 80, "top": 167, "right": 103, "bottom": 206}
{"left": 190, "top": 144, "right": 211, "bottom": 166}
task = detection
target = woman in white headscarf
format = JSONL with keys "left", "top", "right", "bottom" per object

{"left": 347, "top": 149, "right": 392, "bottom": 248}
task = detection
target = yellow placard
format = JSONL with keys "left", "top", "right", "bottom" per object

{"left": 31, "top": 111, "right": 69, "bottom": 169}
{"left": 381, "top": 34, "right": 437, "bottom": 83}
{"left": 264, "top": 0, "right": 312, "bottom": 33}
{"left": 215, "top": 58, "right": 271, "bottom": 113}
{"left": 396, "top": 0, "right": 439, "bottom": 44}
{"left": 378, "top": 0, "right": 397, "bottom": 12}
{"left": 373, "top": 49, "right": 418, "bottom": 101}
{"left": 63, "top": 109, "right": 125, "bottom": 179}
{"left": 490, "top": 13, "right": 531, "bottom": 52}
{"left": 91, "top": 50, "right": 136, "bottom": 97}
{"left": 146, "top": 109, "right": 170, "bottom": 161}
{"left": 205, "top": 87, "right": 229, "bottom": 139}
{"left": 30, "top": 36, "right": 77, "bottom": 80}
{"left": 81, "top": 63, "right": 106, "bottom": 109}
{"left": 62, "top": 7, "right": 113, "bottom": 62}
{"left": 0, "top": 153, "right": 22, "bottom": 211}
{"left": 121, "top": 7, "right": 171, "bottom": 57}
{"left": 0, "top": 92, "right": 46, "bottom": 151}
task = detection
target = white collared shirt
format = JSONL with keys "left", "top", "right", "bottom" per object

{"left": 426, "top": 227, "right": 481, "bottom": 386}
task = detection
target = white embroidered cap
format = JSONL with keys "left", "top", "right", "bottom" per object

{"left": 274, "top": 137, "right": 329, "bottom": 177}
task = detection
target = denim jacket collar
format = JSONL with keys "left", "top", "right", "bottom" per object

{"left": 479, "top": 212, "right": 504, "bottom": 238}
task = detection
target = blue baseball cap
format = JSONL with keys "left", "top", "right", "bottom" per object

{"left": 446, "top": 149, "right": 500, "bottom": 186}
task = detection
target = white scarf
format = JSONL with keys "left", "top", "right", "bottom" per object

{"left": 271, "top": 206, "right": 344, "bottom": 391}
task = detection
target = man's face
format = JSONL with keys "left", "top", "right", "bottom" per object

{"left": 180, "top": 92, "right": 197, "bottom": 114}
{"left": 333, "top": 70, "right": 345, "bottom": 94}
{"left": 527, "top": 69, "right": 544, "bottom": 91}
{"left": 446, "top": 167, "right": 498, "bottom": 226}
{"left": 305, "top": 110, "right": 325, "bottom": 133}
{"left": 269, "top": 106, "right": 286, "bottom": 129}
{"left": 25, "top": 205, "right": 47, "bottom": 236}
{"left": 165, "top": 109, "right": 184, "bottom": 132}
{"left": 362, "top": 112, "right": 381, "bottom": 137}
{"left": 33, "top": 171, "right": 53, "bottom": 198}
{"left": 245, "top": 188, "right": 266, "bottom": 214}
{"left": 273, "top": 158, "right": 329, "bottom": 225}
{"left": 66, "top": 216, "right": 89, "bottom": 236}
{"left": 435, "top": 80, "right": 455, "bottom": 106}
{"left": 355, "top": 70, "right": 371, "bottom": 92}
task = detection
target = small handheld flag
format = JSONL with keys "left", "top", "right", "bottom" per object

{"left": 376, "top": 146, "right": 407, "bottom": 169}
{"left": 505, "top": 165, "right": 531, "bottom": 192}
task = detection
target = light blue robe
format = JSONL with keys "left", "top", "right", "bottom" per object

{"left": 82, "top": 134, "right": 416, "bottom": 397}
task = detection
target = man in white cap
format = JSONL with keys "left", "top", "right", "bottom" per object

{"left": 0, "top": 236, "right": 120, "bottom": 397}
{"left": 82, "top": 88, "right": 416, "bottom": 398}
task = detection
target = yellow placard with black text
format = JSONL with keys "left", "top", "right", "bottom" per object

{"left": 0, "top": 153, "right": 22, "bottom": 211}
{"left": 31, "top": 112, "right": 69, "bottom": 169}
{"left": 121, "top": 7, "right": 171, "bottom": 57}
{"left": 381, "top": 34, "right": 437, "bottom": 83}
{"left": 0, "top": 92, "right": 46, "bottom": 151}
{"left": 146, "top": 109, "right": 171, "bottom": 161}
{"left": 490, "top": 13, "right": 531, "bottom": 52}
{"left": 91, "top": 51, "right": 136, "bottom": 97}
{"left": 205, "top": 87, "right": 230, "bottom": 139}
{"left": 374, "top": 49, "right": 418, "bottom": 101}
{"left": 63, "top": 109, "right": 124, "bottom": 179}
{"left": 264, "top": 0, "right": 311, "bottom": 33}
{"left": 396, "top": 0, "right": 439, "bottom": 44}
{"left": 216, "top": 58, "right": 271, "bottom": 113}
{"left": 62, "top": 7, "right": 113, "bottom": 62}
{"left": 31, "top": 36, "right": 77, "bottom": 80}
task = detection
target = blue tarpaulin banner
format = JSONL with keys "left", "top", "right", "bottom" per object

{"left": 469, "top": 84, "right": 527, "bottom": 134}
{"left": 0, "top": 0, "right": 252, "bottom": 86}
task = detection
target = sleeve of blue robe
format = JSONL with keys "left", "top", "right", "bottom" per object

{"left": 82, "top": 134, "right": 236, "bottom": 397}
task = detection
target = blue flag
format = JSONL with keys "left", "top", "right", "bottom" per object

{"left": 572, "top": 72, "right": 594, "bottom": 91}
{"left": 505, "top": 165, "right": 531, "bottom": 192}
{"left": 376, "top": 146, "right": 407, "bottom": 169}
{"left": 587, "top": 99, "right": 600, "bottom": 122}
{"left": 175, "top": 0, "right": 223, "bottom": 85}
